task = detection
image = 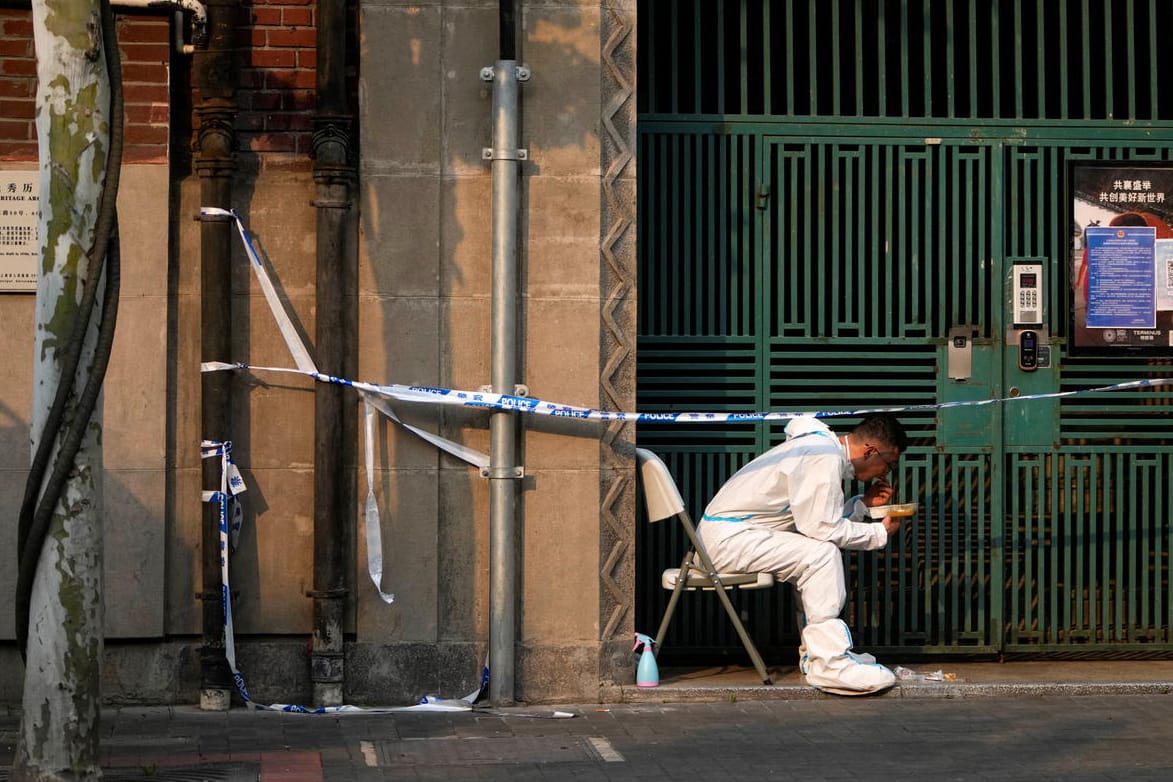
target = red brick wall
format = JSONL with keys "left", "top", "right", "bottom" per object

{"left": 0, "top": 4, "right": 324, "bottom": 168}
{"left": 241, "top": 0, "right": 317, "bottom": 163}
{"left": 0, "top": 10, "right": 171, "bottom": 164}
{"left": 119, "top": 15, "right": 171, "bottom": 163}
{"left": 0, "top": 11, "right": 36, "bottom": 161}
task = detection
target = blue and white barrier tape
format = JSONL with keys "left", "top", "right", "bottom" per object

{"left": 200, "top": 204, "right": 1173, "bottom": 611}
{"left": 203, "top": 359, "right": 1173, "bottom": 423}
{"left": 200, "top": 204, "right": 1173, "bottom": 424}
{"left": 200, "top": 440, "right": 245, "bottom": 550}
{"left": 214, "top": 207, "right": 318, "bottom": 375}
{"left": 200, "top": 440, "right": 242, "bottom": 696}
{"left": 203, "top": 437, "right": 489, "bottom": 713}
{"left": 201, "top": 208, "right": 492, "bottom": 711}
{"left": 199, "top": 204, "right": 1173, "bottom": 668}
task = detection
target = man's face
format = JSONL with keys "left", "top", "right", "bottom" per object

{"left": 854, "top": 443, "right": 900, "bottom": 481}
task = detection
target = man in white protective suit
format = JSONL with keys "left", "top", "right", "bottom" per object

{"left": 698, "top": 412, "right": 908, "bottom": 695}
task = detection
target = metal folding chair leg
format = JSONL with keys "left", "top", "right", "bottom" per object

{"left": 655, "top": 546, "right": 773, "bottom": 685}
{"left": 653, "top": 550, "right": 694, "bottom": 656}
{"left": 692, "top": 547, "right": 773, "bottom": 685}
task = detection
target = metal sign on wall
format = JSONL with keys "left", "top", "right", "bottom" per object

{"left": 0, "top": 169, "right": 39, "bottom": 292}
{"left": 1071, "top": 163, "right": 1173, "bottom": 354}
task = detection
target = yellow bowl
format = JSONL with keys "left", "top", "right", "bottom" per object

{"left": 868, "top": 502, "right": 918, "bottom": 519}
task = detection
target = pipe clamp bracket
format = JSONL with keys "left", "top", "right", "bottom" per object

{"left": 481, "top": 465, "right": 525, "bottom": 480}
{"left": 482, "top": 147, "right": 528, "bottom": 161}
{"left": 479, "top": 384, "right": 529, "bottom": 396}
{"left": 480, "top": 65, "right": 531, "bottom": 82}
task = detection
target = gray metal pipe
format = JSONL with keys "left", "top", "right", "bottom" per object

{"left": 488, "top": 59, "right": 522, "bottom": 706}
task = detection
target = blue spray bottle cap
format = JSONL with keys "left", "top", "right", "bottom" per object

{"left": 633, "top": 632, "right": 655, "bottom": 652}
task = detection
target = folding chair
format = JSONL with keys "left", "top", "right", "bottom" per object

{"left": 635, "top": 448, "right": 774, "bottom": 685}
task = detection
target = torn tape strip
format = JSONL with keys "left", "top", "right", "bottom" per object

{"left": 203, "top": 438, "right": 489, "bottom": 713}
{"left": 201, "top": 206, "right": 487, "bottom": 605}
{"left": 357, "top": 390, "right": 491, "bottom": 604}
{"left": 362, "top": 396, "right": 396, "bottom": 604}
{"left": 201, "top": 207, "right": 317, "bottom": 375}
{"left": 361, "top": 389, "right": 489, "bottom": 469}
{"left": 201, "top": 440, "right": 246, "bottom": 550}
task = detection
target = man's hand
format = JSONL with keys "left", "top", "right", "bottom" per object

{"left": 882, "top": 516, "right": 901, "bottom": 537}
{"left": 863, "top": 478, "right": 894, "bottom": 507}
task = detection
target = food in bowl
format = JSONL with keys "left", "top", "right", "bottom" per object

{"left": 867, "top": 502, "right": 918, "bottom": 519}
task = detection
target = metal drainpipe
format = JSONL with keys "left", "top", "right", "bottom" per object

{"left": 309, "top": 0, "right": 356, "bottom": 707}
{"left": 484, "top": 0, "right": 526, "bottom": 707}
{"left": 194, "top": 0, "right": 240, "bottom": 712}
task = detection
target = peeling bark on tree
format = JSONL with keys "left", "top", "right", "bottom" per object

{"left": 13, "top": 0, "right": 110, "bottom": 779}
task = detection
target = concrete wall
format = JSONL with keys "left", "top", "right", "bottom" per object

{"left": 0, "top": 163, "right": 172, "bottom": 642}
{"left": 0, "top": 162, "right": 173, "bottom": 699}
{"left": 354, "top": 0, "right": 638, "bottom": 703}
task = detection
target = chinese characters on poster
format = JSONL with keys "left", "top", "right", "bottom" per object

{"left": 0, "top": 170, "right": 39, "bottom": 293}
{"left": 1072, "top": 164, "right": 1173, "bottom": 351}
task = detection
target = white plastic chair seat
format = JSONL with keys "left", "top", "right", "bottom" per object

{"left": 662, "top": 568, "right": 775, "bottom": 591}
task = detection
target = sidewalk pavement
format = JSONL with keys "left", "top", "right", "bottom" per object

{"left": 3, "top": 660, "right": 1173, "bottom": 781}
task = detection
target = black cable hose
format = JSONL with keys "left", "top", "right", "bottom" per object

{"left": 16, "top": 0, "right": 127, "bottom": 552}
{"left": 16, "top": 0, "right": 125, "bottom": 561}
{"left": 16, "top": 0, "right": 124, "bottom": 661}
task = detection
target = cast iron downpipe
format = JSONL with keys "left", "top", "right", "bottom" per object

{"left": 309, "top": 0, "right": 356, "bottom": 707}
{"left": 194, "top": 0, "right": 240, "bottom": 711}
{"left": 486, "top": 0, "right": 525, "bottom": 706}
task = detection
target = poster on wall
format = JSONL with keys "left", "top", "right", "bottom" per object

{"left": 0, "top": 169, "right": 39, "bottom": 293}
{"left": 1071, "top": 163, "right": 1173, "bottom": 353}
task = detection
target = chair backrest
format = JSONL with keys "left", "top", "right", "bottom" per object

{"left": 635, "top": 448, "right": 686, "bottom": 522}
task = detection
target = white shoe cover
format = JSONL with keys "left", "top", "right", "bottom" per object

{"left": 801, "top": 620, "right": 895, "bottom": 695}
{"left": 799, "top": 644, "right": 867, "bottom": 672}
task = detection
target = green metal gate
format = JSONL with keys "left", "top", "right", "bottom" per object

{"left": 636, "top": 0, "right": 1173, "bottom": 660}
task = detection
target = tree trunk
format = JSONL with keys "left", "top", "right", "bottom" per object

{"left": 14, "top": 0, "right": 111, "bottom": 778}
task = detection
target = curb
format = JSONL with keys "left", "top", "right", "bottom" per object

{"left": 617, "top": 679, "right": 1173, "bottom": 702}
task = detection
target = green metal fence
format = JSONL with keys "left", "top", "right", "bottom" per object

{"left": 636, "top": 0, "right": 1173, "bottom": 661}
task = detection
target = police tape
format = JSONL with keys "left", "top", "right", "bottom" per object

{"left": 200, "top": 207, "right": 493, "bottom": 711}
{"left": 197, "top": 205, "right": 1173, "bottom": 697}
{"left": 202, "top": 359, "right": 1173, "bottom": 423}
{"left": 203, "top": 437, "right": 489, "bottom": 713}
{"left": 199, "top": 203, "right": 1173, "bottom": 613}
{"left": 200, "top": 205, "right": 1173, "bottom": 424}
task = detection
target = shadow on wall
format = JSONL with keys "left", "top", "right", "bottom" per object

{"left": 215, "top": 185, "right": 318, "bottom": 634}
{"left": 0, "top": 395, "right": 30, "bottom": 645}
{"left": 357, "top": 4, "right": 605, "bottom": 646}
{"left": 0, "top": 446, "right": 187, "bottom": 703}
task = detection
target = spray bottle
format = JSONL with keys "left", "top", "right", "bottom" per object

{"left": 633, "top": 632, "right": 660, "bottom": 687}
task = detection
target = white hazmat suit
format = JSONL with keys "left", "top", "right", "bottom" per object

{"left": 699, "top": 416, "right": 896, "bottom": 694}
